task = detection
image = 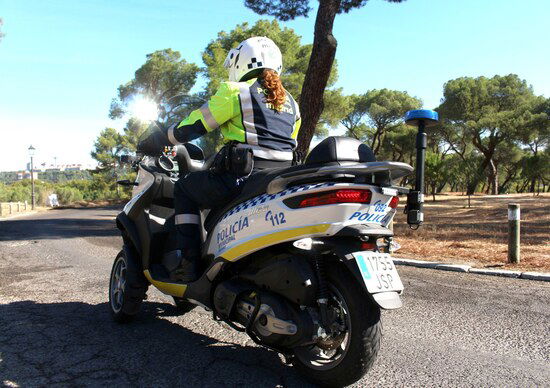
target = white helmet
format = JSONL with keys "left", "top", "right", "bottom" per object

{"left": 223, "top": 36, "right": 283, "bottom": 82}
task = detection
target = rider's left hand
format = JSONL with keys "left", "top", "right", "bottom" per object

{"left": 137, "top": 129, "right": 171, "bottom": 155}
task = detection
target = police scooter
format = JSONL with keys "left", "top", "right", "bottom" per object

{"left": 109, "top": 110, "right": 438, "bottom": 387}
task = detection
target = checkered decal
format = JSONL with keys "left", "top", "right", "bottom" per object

{"left": 221, "top": 182, "right": 336, "bottom": 220}
{"left": 247, "top": 57, "right": 263, "bottom": 69}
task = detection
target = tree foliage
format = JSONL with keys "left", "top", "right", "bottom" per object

{"left": 109, "top": 49, "right": 201, "bottom": 123}
{"left": 342, "top": 89, "right": 421, "bottom": 154}
{"left": 438, "top": 74, "right": 537, "bottom": 194}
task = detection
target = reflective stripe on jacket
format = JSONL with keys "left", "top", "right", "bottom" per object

{"left": 169, "top": 78, "right": 301, "bottom": 161}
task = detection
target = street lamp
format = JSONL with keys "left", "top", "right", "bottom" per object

{"left": 28, "top": 145, "right": 36, "bottom": 210}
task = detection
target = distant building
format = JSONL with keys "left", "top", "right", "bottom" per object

{"left": 17, "top": 171, "right": 39, "bottom": 180}
{"left": 25, "top": 161, "right": 93, "bottom": 172}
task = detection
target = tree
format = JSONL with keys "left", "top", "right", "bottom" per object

{"left": 424, "top": 151, "right": 447, "bottom": 201}
{"left": 492, "top": 142, "right": 524, "bottom": 193}
{"left": 438, "top": 74, "right": 536, "bottom": 194}
{"left": 201, "top": 19, "right": 344, "bottom": 149}
{"left": 91, "top": 128, "right": 125, "bottom": 198}
{"left": 245, "top": 0, "right": 406, "bottom": 158}
{"left": 91, "top": 128, "right": 124, "bottom": 168}
{"left": 341, "top": 89, "right": 421, "bottom": 154}
{"left": 109, "top": 49, "right": 201, "bottom": 123}
{"left": 520, "top": 96, "right": 550, "bottom": 192}
{"left": 341, "top": 94, "right": 371, "bottom": 140}
{"left": 378, "top": 124, "right": 416, "bottom": 163}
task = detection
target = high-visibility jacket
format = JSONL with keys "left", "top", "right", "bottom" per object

{"left": 167, "top": 78, "right": 301, "bottom": 161}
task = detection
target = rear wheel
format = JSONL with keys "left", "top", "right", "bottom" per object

{"left": 292, "top": 264, "right": 382, "bottom": 387}
{"left": 108, "top": 249, "right": 148, "bottom": 323}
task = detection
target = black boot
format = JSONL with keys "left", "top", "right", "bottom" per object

{"left": 170, "top": 249, "right": 200, "bottom": 283}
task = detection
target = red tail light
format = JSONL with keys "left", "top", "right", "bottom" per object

{"left": 389, "top": 196, "right": 399, "bottom": 209}
{"left": 361, "top": 242, "right": 377, "bottom": 251}
{"left": 298, "top": 189, "right": 372, "bottom": 208}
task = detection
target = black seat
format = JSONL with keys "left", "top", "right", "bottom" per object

{"left": 305, "top": 136, "right": 376, "bottom": 165}
{"left": 203, "top": 137, "right": 376, "bottom": 231}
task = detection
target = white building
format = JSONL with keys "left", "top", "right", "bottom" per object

{"left": 17, "top": 171, "right": 39, "bottom": 180}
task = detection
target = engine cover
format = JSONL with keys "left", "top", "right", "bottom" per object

{"left": 238, "top": 254, "right": 318, "bottom": 306}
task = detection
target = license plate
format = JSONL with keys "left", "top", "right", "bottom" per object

{"left": 353, "top": 251, "right": 404, "bottom": 293}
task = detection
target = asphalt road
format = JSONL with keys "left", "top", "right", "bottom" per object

{"left": 0, "top": 207, "right": 549, "bottom": 387}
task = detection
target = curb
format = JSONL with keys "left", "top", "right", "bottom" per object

{"left": 392, "top": 257, "right": 549, "bottom": 282}
{"left": 469, "top": 268, "right": 521, "bottom": 278}
{"left": 520, "top": 272, "right": 550, "bottom": 282}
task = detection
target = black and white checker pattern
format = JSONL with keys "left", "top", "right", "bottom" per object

{"left": 247, "top": 57, "right": 264, "bottom": 70}
{"left": 221, "top": 182, "right": 336, "bottom": 220}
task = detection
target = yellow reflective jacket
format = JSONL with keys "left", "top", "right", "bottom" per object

{"left": 169, "top": 78, "right": 301, "bottom": 161}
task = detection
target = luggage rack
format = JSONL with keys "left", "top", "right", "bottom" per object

{"left": 266, "top": 161, "right": 414, "bottom": 194}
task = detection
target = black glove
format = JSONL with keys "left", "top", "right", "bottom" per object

{"left": 137, "top": 129, "right": 171, "bottom": 156}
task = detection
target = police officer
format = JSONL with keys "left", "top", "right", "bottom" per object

{"left": 139, "top": 37, "right": 301, "bottom": 282}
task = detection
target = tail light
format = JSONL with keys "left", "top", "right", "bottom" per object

{"left": 298, "top": 189, "right": 372, "bottom": 208}
{"left": 389, "top": 196, "right": 399, "bottom": 209}
{"left": 360, "top": 241, "right": 377, "bottom": 251}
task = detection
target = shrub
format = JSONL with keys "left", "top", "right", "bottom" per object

{"left": 55, "top": 187, "right": 84, "bottom": 205}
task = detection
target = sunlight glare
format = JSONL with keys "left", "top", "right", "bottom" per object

{"left": 131, "top": 97, "right": 158, "bottom": 122}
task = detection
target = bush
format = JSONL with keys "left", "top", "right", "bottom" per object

{"left": 0, "top": 176, "right": 127, "bottom": 206}
{"left": 55, "top": 187, "right": 84, "bottom": 205}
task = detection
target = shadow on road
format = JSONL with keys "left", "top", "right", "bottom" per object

{"left": 0, "top": 207, "right": 119, "bottom": 242}
{"left": 0, "top": 300, "right": 308, "bottom": 387}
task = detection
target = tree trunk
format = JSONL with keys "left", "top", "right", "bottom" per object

{"left": 529, "top": 177, "right": 536, "bottom": 193}
{"left": 487, "top": 158, "right": 498, "bottom": 195}
{"left": 296, "top": 0, "right": 340, "bottom": 160}
{"left": 370, "top": 128, "right": 383, "bottom": 155}
{"left": 466, "top": 179, "right": 477, "bottom": 196}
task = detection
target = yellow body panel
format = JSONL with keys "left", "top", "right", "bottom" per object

{"left": 144, "top": 270, "right": 187, "bottom": 297}
{"left": 221, "top": 224, "right": 331, "bottom": 262}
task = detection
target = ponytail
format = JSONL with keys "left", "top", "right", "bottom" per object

{"left": 260, "top": 69, "right": 286, "bottom": 111}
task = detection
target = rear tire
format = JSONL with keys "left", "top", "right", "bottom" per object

{"left": 292, "top": 264, "right": 382, "bottom": 387}
{"left": 108, "top": 249, "right": 148, "bottom": 323}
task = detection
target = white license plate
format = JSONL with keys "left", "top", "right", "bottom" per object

{"left": 353, "top": 251, "right": 404, "bottom": 293}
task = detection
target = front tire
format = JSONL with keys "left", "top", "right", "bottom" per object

{"left": 292, "top": 264, "right": 382, "bottom": 387}
{"left": 109, "top": 249, "right": 148, "bottom": 323}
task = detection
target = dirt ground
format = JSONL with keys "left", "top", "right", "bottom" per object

{"left": 393, "top": 193, "right": 550, "bottom": 272}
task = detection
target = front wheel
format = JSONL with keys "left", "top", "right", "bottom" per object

{"left": 108, "top": 249, "right": 148, "bottom": 323}
{"left": 292, "top": 264, "right": 382, "bottom": 387}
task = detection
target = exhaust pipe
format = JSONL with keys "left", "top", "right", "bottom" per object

{"left": 404, "top": 110, "right": 439, "bottom": 227}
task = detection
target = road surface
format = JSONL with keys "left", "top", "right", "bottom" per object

{"left": 0, "top": 208, "right": 549, "bottom": 387}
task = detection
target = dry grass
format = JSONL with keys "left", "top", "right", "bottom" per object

{"left": 393, "top": 193, "right": 550, "bottom": 272}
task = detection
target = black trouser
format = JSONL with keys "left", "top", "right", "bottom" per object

{"left": 173, "top": 158, "right": 291, "bottom": 256}
{"left": 174, "top": 171, "right": 242, "bottom": 255}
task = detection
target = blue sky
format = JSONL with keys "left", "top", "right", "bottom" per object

{"left": 0, "top": 0, "right": 549, "bottom": 171}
